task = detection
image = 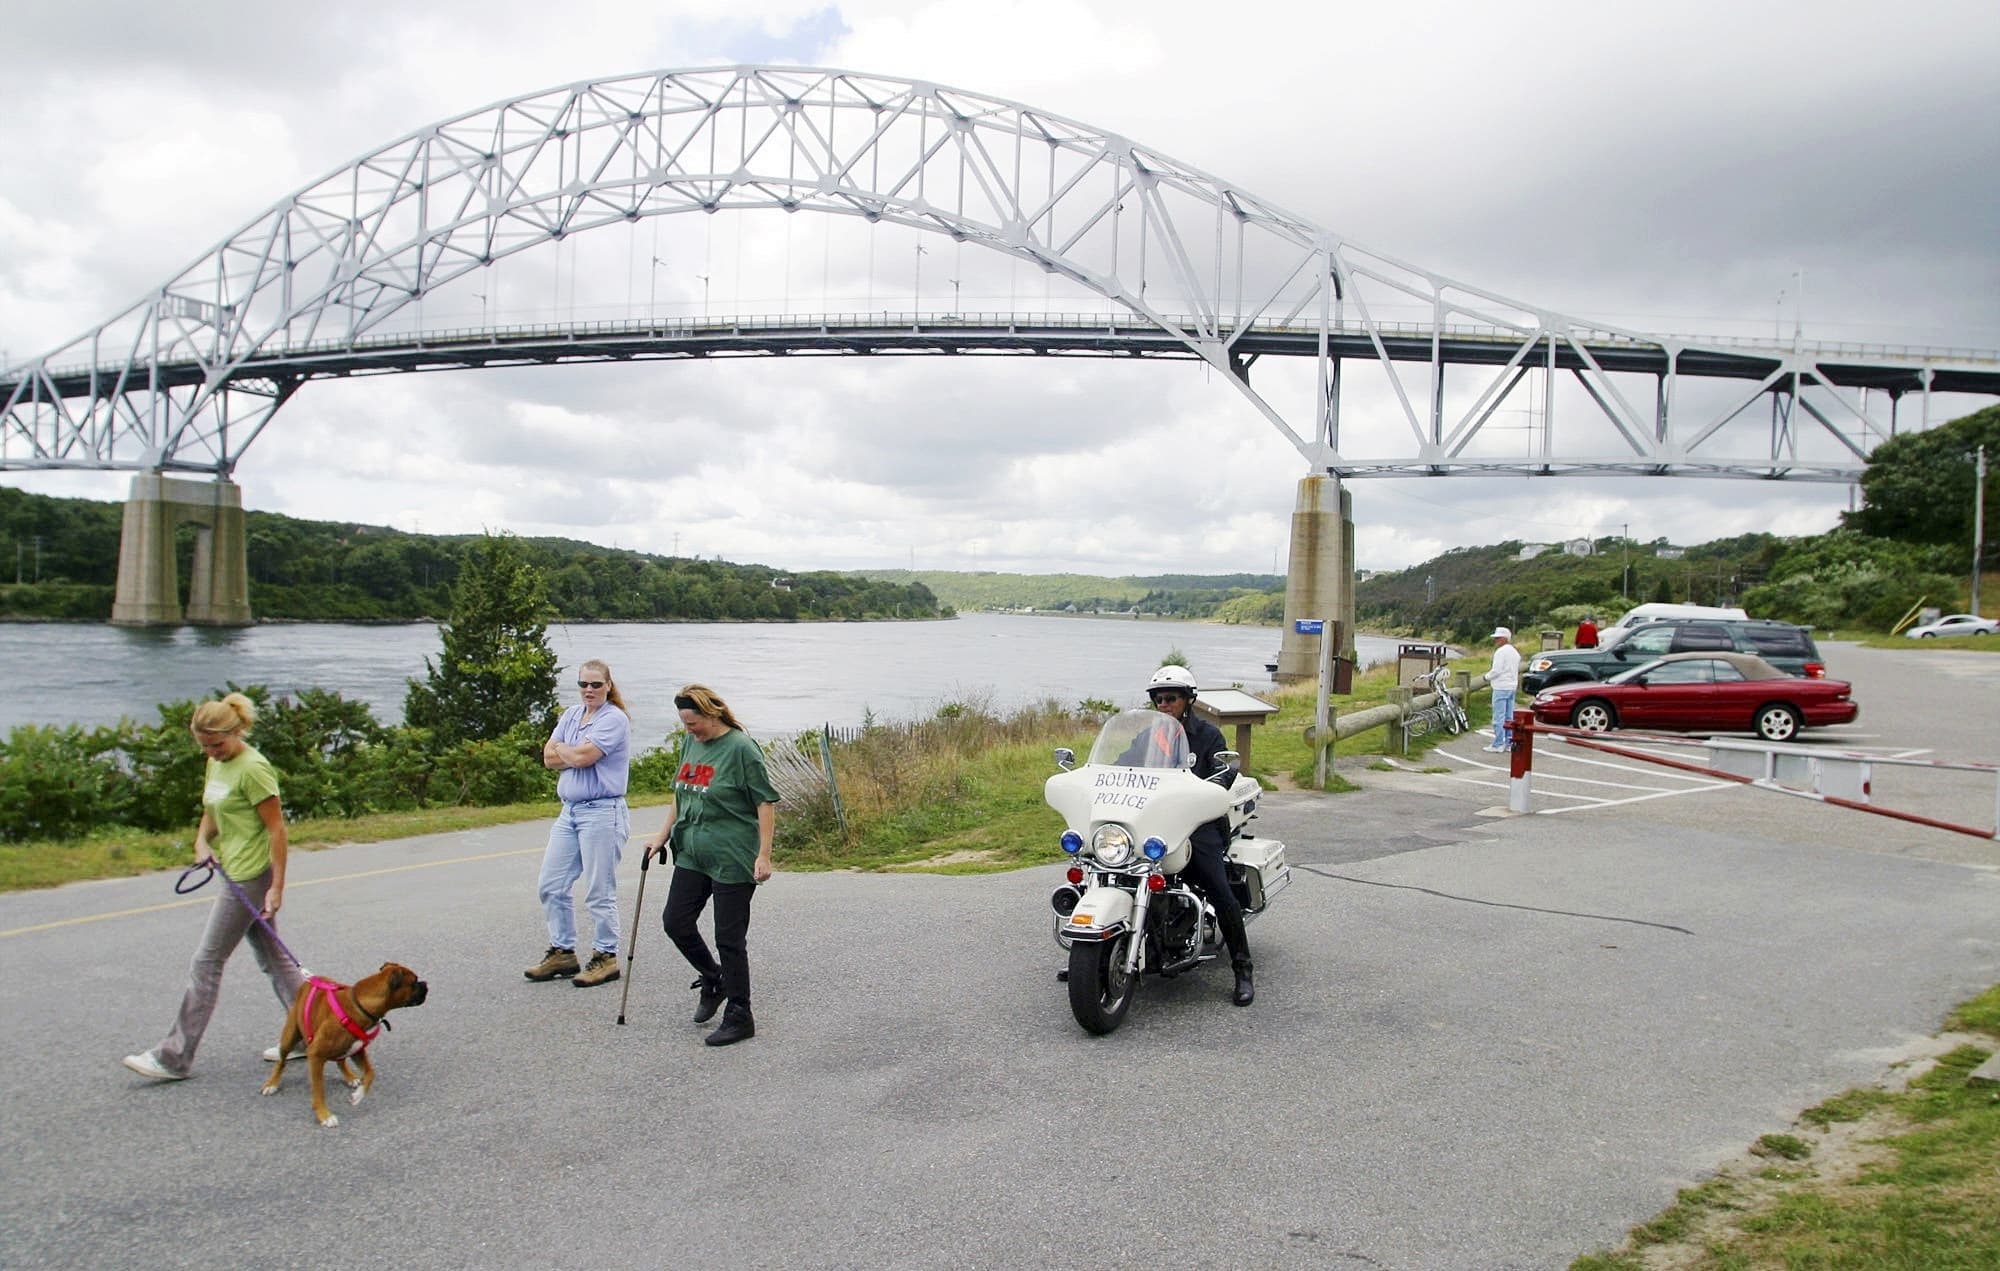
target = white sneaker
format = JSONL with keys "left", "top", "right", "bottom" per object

{"left": 121, "top": 1051, "right": 187, "bottom": 1081}
{"left": 1481, "top": 743, "right": 1506, "bottom": 752}
{"left": 261, "top": 1044, "right": 308, "bottom": 1063}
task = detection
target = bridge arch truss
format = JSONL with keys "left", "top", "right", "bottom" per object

{"left": 3, "top": 65, "right": 1994, "bottom": 479}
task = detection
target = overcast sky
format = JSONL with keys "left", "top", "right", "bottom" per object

{"left": 4, "top": 0, "right": 1997, "bottom": 574}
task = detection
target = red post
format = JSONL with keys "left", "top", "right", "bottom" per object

{"left": 1508, "top": 708, "right": 1535, "bottom": 812}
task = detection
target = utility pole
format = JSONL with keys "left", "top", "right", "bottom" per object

{"left": 1621, "top": 523, "right": 1630, "bottom": 600}
{"left": 1974, "top": 444, "right": 1988, "bottom": 616}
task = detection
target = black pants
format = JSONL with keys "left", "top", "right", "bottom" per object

{"left": 662, "top": 866, "right": 757, "bottom": 1009}
{"left": 1182, "top": 826, "right": 1250, "bottom": 963}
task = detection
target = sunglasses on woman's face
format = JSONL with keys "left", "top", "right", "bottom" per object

{"left": 1149, "top": 691, "right": 1186, "bottom": 704}
{"left": 577, "top": 680, "right": 606, "bottom": 689}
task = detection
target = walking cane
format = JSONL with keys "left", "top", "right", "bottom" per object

{"left": 615, "top": 842, "right": 658, "bottom": 1026}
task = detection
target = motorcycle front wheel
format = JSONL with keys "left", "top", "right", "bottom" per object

{"left": 1068, "top": 933, "right": 1137, "bottom": 1035}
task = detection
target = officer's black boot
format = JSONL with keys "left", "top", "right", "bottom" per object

{"left": 1231, "top": 956, "right": 1255, "bottom": 1007}
{"left": 705, "top": 1002, "right": 755, "bottom": 1046}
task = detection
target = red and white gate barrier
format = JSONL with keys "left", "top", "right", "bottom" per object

{"left": 1505, "top": 709, "right": 2000, "bottom": 840}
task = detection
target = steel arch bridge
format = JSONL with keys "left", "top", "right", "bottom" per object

{"left": 3, "top": 64, "right": 1996, "bottom": 481}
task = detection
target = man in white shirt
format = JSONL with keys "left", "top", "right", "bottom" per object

{"left": 1481, "top": 627, "right": 1522, "bottom": 752}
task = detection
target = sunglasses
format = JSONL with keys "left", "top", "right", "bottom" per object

{"left": 577, "top": 680, "right": 606, "bottom": 689}
{"left": 1149, "top": 690, "right": 1187, "bottom": 703}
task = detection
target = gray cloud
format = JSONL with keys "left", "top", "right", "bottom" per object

{"left": 5, "top": 0, "right": 1997, "bottom": 577}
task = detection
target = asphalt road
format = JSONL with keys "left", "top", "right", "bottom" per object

{"left": 1, "top": 641, "right": 1995, "bottom": 1269}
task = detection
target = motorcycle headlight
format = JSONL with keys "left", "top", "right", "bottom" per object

{"left": 1091, "top": 824, "right": 1136, "bottom": 868}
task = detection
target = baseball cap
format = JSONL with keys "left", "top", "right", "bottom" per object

{"left": 1489, "top": 626, "right": 1511, "bottom": 640}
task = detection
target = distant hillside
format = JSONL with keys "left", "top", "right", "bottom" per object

{"left": 1354, "top": 534, "right": 1788, "bottom": 640}
{"left": 854, "top": 569, "right": 1283, "bottom": 619}
{"left": 0, "top": 488, "right": 942, "bottom": 623}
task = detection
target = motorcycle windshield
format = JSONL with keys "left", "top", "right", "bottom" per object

{"left": 1086, "top": 709, "right": 1193, "bottom": 769}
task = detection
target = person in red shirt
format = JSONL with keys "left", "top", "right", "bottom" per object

{"left": 1575, "top": 614, "right": 1600, "bottom": 649}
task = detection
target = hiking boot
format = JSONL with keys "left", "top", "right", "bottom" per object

{"left": 1231, "top": 957, "right": 1255, "bottom": 1008}
{"left": 690, "top": 975, "right": 725, "bottom": 1023}
{"left": 524, "top": 946, "right": 579, "bottom": 981}
{"left": 572, "top": 950, "right": 621, "bottom": 988}
{"left": 121, "top": 1051, "right": 187, "bottom": 1081}
{"left": 704, "top": 1004, "right": 755, "bottom": 1046}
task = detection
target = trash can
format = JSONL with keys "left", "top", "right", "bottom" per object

{"left": 1539, "top": 629, "right": 1563, "bottom": 651}
{"left": 1397, "top": 643, "right": 1448, "bottom": 687}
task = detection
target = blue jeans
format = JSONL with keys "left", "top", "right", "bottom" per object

{"left": 538, "top": 798, "right": 628, "bottom": 955}
{"left": 1491, "top": 690, "right": 1517, "bottom": 747}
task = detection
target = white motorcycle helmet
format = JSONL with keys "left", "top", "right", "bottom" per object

{"left": 1146, "top": 664, "right": 1198, "bottom": 699}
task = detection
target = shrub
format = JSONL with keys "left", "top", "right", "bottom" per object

{"left": 0, "top": 724, "right": 133, "bottom": 841}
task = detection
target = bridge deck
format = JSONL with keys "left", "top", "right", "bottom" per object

{"left": 9, "top": 314, "right": 1998, "bottom": 401}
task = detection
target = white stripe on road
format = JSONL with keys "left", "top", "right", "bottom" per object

{"left": 0, "top": 846, "right": 546, "bottom": 939}
{"left": 1537, "top": 781, "right": 1742, "bottom": 815}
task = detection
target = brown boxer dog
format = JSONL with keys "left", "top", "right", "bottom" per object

{"left": 260, "top": 962, "right": 428, "bottom": 1127}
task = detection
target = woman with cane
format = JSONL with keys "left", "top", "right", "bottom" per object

{"left": 643, "top": 684, "right": 778, "bottom": 1047}
{"left": 123, "top": 692, "right": 306, "bottom": 1081}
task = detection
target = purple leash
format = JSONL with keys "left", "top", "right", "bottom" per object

{"left": 175, "top": 860, "right": 310, "bottom": 972}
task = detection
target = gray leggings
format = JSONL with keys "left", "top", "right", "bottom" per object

{"left": 152, "top": 869, "right": 306, "bottom": 1075}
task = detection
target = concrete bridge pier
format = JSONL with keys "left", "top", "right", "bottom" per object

{"left": 1275, "top": 474, "right": 1356, "bottom": 684}
{"left": 110, "top": 474, "right": 252, "bottom": 627}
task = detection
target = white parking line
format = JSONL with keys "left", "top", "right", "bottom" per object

{"left": 1538, "top": 781, "right": 1737, "bottom": 815}
{"left": 1441, "top": 747, "right": 1685, "bottom": 793}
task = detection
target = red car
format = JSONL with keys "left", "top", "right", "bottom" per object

{"left": 1528, "top": 651, "right": 1857, "bottom": 742}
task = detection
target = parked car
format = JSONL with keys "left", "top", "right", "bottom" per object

{"left": 1903, "top": 613, "right": 1997, "bottom": 639}
{"left": 1529, "top": 651, "right": 1857, "bottom": 742}
{"left": 1521, "top": 619, "right": 1825, "bottom": 694}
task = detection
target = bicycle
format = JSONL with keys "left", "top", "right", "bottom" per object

{"left": 1405, "top": 666, "right": 1468, "bottom": 740}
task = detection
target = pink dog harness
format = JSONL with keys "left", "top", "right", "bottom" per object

{"left": 300, "top": 976, "right": 380, "bottom": 1052}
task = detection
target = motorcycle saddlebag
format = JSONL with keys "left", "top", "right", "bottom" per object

{"left": 1225, "top": 838, "right": 1291, "bottom": 913}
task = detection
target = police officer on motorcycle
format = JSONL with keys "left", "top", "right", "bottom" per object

{"left": 1143, "top": 665, "right": 1254, "bottom": 1007}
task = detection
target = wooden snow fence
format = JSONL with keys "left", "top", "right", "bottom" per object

{"left": 761, "top": 728, "right": 847, "bottom": 835}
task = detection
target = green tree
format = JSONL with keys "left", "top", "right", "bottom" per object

{"left": 1844, "top": 405, "right": 2000, "bottom": 561}
{"left": 404, "top": 534, "right": 560, "bottom": 747}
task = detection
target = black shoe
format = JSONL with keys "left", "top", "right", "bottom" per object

{"left": 1231, "top": 957, "right": 1255, "bottom": 1007}
{"left": 690, "top": 976, "right": 725, "bottom": 1024}
{"left": 705, "top": 1004, "right": 755, "bottom": 1046}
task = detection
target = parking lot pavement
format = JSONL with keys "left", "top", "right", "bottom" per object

{"left": 1374, "top": 641, "right": 2000, "bottom": 865}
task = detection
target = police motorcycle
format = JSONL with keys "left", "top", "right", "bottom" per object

{"left": 1045, "top": 708, "right": 1291, "bottom": 1035}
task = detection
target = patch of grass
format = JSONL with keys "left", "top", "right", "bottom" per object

{"left": 1245, "top": 660, "right": 1489, "bottom": 791}
{"left": 1800, "top": 1087, "right": 1894, "bottom": 1129}
{"left": 1946, "top": 983, "right": 2000, "bottom": 1035}
{"left": 1630, "top": 1178, "right": 1742, "bottom": 1245}
{"left": 1856, "top": 633, "right": 2000, "bottom": 652}
{"left": 1578, "top": 981, "right": 2000, "bottom": 1269}
{"left": 1569, "top": 1253, "right": 1644, "bottom": 1271}
{"left": 0, "top": 796, "right": 671, "bottom": 893}
{"left": 1752, "top": 1133, "right": 1813, "bottom": 1161}
{"left": 770, "top": 698, "right": 1099, "bottom": 873}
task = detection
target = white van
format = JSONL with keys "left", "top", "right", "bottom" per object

{"left": 1596, "top": 602, "right": 1749, "bottom": 648}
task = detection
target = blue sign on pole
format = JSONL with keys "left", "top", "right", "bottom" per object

{"left": 1294, "top": 618, "right": 1325, "bottom": 634}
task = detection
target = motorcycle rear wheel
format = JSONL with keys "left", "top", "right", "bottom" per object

{"left": 1068, "top": 934, "right": 1137, "bottom": 1035}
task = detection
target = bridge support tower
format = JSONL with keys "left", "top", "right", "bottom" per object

{"left": 110, "top": 474, "right": 252, "bottom": 627}
{"left": 1275, "top": 474, "right": 1356, "bottom": 685}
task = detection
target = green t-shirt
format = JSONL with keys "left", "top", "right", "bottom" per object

{"left": 671, "top": 729, "right": 779, "bottom": 884}
{"left": 203, "top": 744, "right": 282, "bottom": 881}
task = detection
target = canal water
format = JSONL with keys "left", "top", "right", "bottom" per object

{"left": 6, "top": 614, "right": 1400, "bottom": 737}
